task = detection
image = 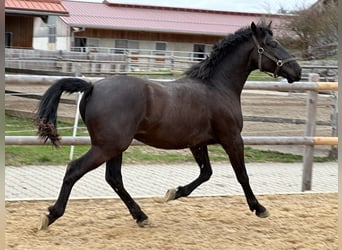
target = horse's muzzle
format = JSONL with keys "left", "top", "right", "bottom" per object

{"left": 286, "top": 64, "right": 302, "bottom": 83}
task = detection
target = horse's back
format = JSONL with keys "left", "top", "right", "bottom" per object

{"left": 81, "top": 76, "right": 150, "bottom": 148}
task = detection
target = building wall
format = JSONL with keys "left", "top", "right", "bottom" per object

{"left": 5, "top": 15, "right": 34, "bottom": 48}
{"left": 33, "top": 16, "right": 70, "bottom": 50}
{"left": 66, "top": 26, "right": 219, "bottom": 57}
{"left": 74, "top": 28, "right": 221, "bottom": 44}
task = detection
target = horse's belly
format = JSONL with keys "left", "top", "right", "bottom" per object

{"left": 134, "top": 127, "right": 214, "bottom": 149}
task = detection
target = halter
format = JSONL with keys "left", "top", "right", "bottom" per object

{"left": 252, "top": 35, "right": 296, "bottom": 78}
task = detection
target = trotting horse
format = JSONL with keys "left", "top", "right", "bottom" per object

{"left": 36, "top": 22, "right": 301, "bottom": 230}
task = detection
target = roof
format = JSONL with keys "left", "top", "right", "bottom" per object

{"left": 60, "top": 0, "right": 285, "bottom": 36}
{"left": 5, "top": 0, "right": 69, "bottom": 16}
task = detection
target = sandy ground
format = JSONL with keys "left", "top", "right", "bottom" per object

{"left": 6, "top": 193, "right": 337, "bottom": 250}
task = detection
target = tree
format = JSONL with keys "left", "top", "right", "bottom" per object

{"left": 279, "top": 0, "right": 338, "bottom": 59}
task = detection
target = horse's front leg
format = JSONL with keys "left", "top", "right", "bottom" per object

{"left": 221, "top": 135, "right": 269, "bottom": 218}
{"left": 105, "top": 154, "right": 149, "bottom": 227}
{"left": 165, "top": 145, "right": 212, "bottom": 201}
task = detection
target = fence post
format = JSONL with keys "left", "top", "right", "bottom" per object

{"left": 329, "top": 91, "right": 338, "bottom": 159}
{"left": 69, "top": 65, "right": 82, "bottom": 160}
{"left": 302, "top": 73, "right": 319, "bottom": 191}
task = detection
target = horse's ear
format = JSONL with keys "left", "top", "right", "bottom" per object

{"left": 267, "top": 21, "right": 272, "bottom": 28}
{"left": 251, "top": 22, "right": 257, "bottom": 34}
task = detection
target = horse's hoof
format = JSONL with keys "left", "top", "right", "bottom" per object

{"left": 137, "top": 218, "right": 151, "bottom": 228}
{"left": 164, "top": 188, "right": 177, "bottom": 202}
{"left": 256, "top": 209, "right": 270, "bottom": 218}
{"left": 38, "top": 214, "right": 49, "bottom": 230}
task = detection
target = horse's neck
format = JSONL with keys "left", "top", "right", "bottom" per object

{"left": 212, "top": 44, "right": 254, "bottom": 94}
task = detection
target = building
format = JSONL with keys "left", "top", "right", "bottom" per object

{"left": 33, "top": 0, "right": 288, "bottom": 60}
{"left": 5, "top": 0, "right": 294, "bottom": 75}
{"left": 5, "top": 0, "right": 69, "bottom": 49}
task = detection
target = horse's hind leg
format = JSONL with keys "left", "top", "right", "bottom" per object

{"left": 38, "top": 146, "right": 106, "bottom": 230}
{"left": 165, "top": 145, "right": 212, "bottom": 201}
{"left": 221, "top": 135, "right": 269, "bottom": 218}
{"left": 105, "top": 154, "right": 149, "bottom": 227}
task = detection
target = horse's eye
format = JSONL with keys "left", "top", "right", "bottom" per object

{"left": 269, "top": 41, "right": 278, "bottom": 48}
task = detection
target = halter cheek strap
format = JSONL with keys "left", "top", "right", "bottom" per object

{"left": 252, "top": 35, "right": 296, "bottom": 78}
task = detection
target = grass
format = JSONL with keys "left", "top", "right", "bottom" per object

{"left": 5, "top": 114, "right": 330, "bottom": 166}
{"left": 247, "top": 70, "right": 275, "bottom": 81}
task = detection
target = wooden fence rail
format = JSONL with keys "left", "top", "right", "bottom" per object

{"left": 5, "top": 135, "right": 337, "bottom": 146}
{"left": 5, "top": 74, "right": 338, "bottom": 91}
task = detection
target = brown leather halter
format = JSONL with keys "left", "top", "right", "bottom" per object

{"left": 252, "top": 35, "right": 296, "bottom": 78}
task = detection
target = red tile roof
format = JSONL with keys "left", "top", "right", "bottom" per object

{"left": 5, "top": 0, "right": 69, "bottom": 15}
{"left": 61, "top": 0, "right": 285, "bottom": 36}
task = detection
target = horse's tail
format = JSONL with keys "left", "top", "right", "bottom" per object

{"left": 35, "top": 78, "right": 93, "bottom": 147}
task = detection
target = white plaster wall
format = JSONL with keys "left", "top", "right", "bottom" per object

{"left": 55, "top": 37, "right": 70, "bottom": 51}
{"left": 33, "top": 37, "right": 49, "bottom": 50}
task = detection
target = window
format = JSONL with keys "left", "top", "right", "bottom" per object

{"left": 115, "top": 40, "right": 127, "bottom": 54}
{"left": 5, "top": 32, "right": 12, "bottom": 48}
{"left": 115, "top": 39, "right": 127, "bottom": 49}
{"left": 193, "top": 44, "right": 206, "bottom": 60}
{"left": 75, "top": 37, "right": 87, "bottom": 47}
{"left": 48, "top": 26, "right": 56, "bottom": 43}
{"left": 114, "top": 40, "right": 139, "bottom": 54}
{"left": 127, "top": 41, "right": 140, "bottom": 62}
{"left": 155, "top": 42, "right": 167, "bottom": 51}
{"left": 155, "top": 42, "right": 167, "bottom": 63}
{"left": 74, "top": 37, "right": 87, "bottom": 52}
{"left": 47, "top": 16, "right": 57, "bottom": 44}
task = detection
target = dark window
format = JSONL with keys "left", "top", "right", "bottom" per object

{"left": 193, "top": 44, "right": 205, "bottom": 60}
{"left": 156, "top": 42, "right": 167, "bottom": 51}
{"left": 114, "top": 39, "right": 127, "bottom": 54}
{"left": 74, "top": 37, "right": 87, "bottom": 52}
{"left": 5, "top": 32, "right": 12, "bottom": 48}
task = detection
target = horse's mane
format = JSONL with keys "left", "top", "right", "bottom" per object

{"left": 185, "top": 22, "right": 273, "bottom": 80}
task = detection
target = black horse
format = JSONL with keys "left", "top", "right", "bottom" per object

{"left": 36, "top": 22, "right": 301, "bottom": 230}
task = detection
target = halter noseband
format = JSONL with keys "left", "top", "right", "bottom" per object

{"left": 252, "top": 35, "right": 296, "bottom": 78}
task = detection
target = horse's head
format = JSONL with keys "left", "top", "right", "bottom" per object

{"left": 250, "top": 22, "right": 301, "bottom": 83}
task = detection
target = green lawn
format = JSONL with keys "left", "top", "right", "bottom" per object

{"left": 5, "top": 114, "right": 329, "bottom": 166}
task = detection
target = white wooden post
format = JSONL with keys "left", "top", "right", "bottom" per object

{"left": 69, "top": 92, "right": 83, "bottom": 160}
{"left": 302, "top": 74, "right": 319, "bottom": 191}
{"left": 69, "top": 64, "right": 82, "bottom": 160}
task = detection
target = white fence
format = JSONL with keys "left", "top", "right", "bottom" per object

{"left": 6, "top": 48, "right": 338, "bottom": 81}
{"left": 5, "top": 74, "right": 338, "bottom": 191}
